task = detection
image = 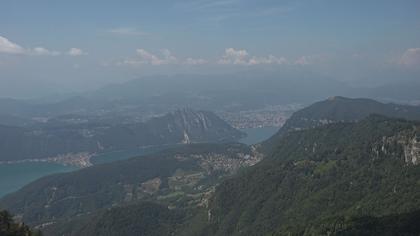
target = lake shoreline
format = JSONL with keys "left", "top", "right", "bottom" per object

{"left": 0, "top": 152, "right": 94, "bottom": 168}
{"left": 0, "top": 126, "right": 280, "bottom": 198}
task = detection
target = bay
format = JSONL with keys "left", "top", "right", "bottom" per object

{"left": 0, "top": 162, "right": 76, "bottom": 198}
{"left": 0, "top": 126, "right": 279, "bottom": 198}
{"left": 239, "top": 126, "right": 279, "bottom": 145}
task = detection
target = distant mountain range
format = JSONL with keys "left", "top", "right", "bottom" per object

{"left": 80, "top": 75, "right": 420, "bottom": 109}
{"left": 0, "top": 108, "right": 244, "bottom": 162}
{"left": 2, "top": 97, "right": 420, "bottom": 236}
{"left": 1, "top": 75, "right": 420, "bottom": 122}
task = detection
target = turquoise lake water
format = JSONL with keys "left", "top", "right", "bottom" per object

{"left": 0, "top": 163, "right": 76, "bottom": 198}
{"left": 0, "top": 126, "right": 280, "bottom": 198}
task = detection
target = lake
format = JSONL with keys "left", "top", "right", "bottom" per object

{"left": 0, "top": 126, "right": 279, "bottom": 198}
{"left": 0, "top": 162, "right": 76, "bottom": 198}
{"left": 239, "top": 126, "right": 279, "bottom": 145}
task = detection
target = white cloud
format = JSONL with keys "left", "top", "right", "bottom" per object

{"left": 120, "top": 47, "right": 318, "bottom": 67}
{"left": 399, "top": 48, "right": 420, "bottom": 66}
{"left": 120, "top": 49, "right": 177, "bottom": 66}
{"left": 134, "top": 48, "right": 175, "bottom": 65}
{"left": 68, "top": 48, "right": 87, "bottom": 56}
{"left": 160, "top": 49, "right": 177, "bottom": 64}
{"left": 107, "top": 27, "right": 148, "bottom": 36}
{"left": 218, "top": 48, "right": 288, "bottom": 65}
{"left": 0, "top": 36, "right": 76, "bottom": 57}
{"left": 30, "top": 47, "right": 60, "bottom": 56}
{"left": 136, "top": 49, "right": 159, "bottom": 64}
{"left": 0, "top": 36, "right": 25, "bottom": 54}
{"left": 218, "top": 48, "right": 249, "bottom": 65}
{"left": 122, "top": 49, "right": 207, "bottom": 66}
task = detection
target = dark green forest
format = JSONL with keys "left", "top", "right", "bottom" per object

{"left": 207, "top": 115, "right": 420, "bottom": 235}
{"left": 0, "top": 210, "right": 41, "bottom": 236}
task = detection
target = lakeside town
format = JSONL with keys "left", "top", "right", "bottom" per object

{"left": 0, "top": 152, "right": 94, "bottom": 168}
{"left": 217, "top": 104, "right": 302, "bottom": 129}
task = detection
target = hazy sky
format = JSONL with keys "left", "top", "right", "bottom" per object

{"left": 0, "top": 0, "right": 419, "bottom": 98}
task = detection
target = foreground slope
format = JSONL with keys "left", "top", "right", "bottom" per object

{"left": 46, "top": 115, "right": 420, "bottom": 236}
{"left": 41, "top": 201, "right": 210, "bottom": 236}
{"left": 208, "top": 115, "right": 420, "bottom": 235}
{"left": 0, "top": 210, "right": 41, "bottom": 236}
{"left": 11, "top": 115, "right": 420, "bottom": 236}
{"left": 0, "top": 142, "right": 260, "bottom": 232}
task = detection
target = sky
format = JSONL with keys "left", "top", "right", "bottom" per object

{"left": 0, "top": 0, "right": 419, "bottom": 98}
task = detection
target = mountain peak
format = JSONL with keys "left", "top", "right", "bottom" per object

{"left": 327, "top": 95, "right": 346, "bottom": 101}
{"left": 151, "top": 108, "right": 245, "bottom": 143}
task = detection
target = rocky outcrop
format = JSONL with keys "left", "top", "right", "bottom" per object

{"left": 403, "top": 135, "right": 420, "bottom": 165}
{"left": 372, "top": 128, "right": 420, "bottom": 165}
{"left": 0, "top": 108, "right": 244, "bottom": 162}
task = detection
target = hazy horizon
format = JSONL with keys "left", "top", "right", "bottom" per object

{"left": 1, "top": 0, "right": 419, "bottom": 99}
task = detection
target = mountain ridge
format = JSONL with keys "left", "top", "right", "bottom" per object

{"left": 260, "top": 96, "right": 420, "bottom": 154}
{"left": 0, "top": 108, "right": 244, "bottom": 162}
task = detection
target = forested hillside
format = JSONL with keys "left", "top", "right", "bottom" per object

{"left": 208, "top": 115, "right": 420, "bottom": 235}
{"left": 262, "top": 96, "right": 420, "bottom": 153}
{"left": 0, "top": 143, "right": 259, "bottom": 235}
{"left": 0, "top": 210, "right": 41, "bottom": 236}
